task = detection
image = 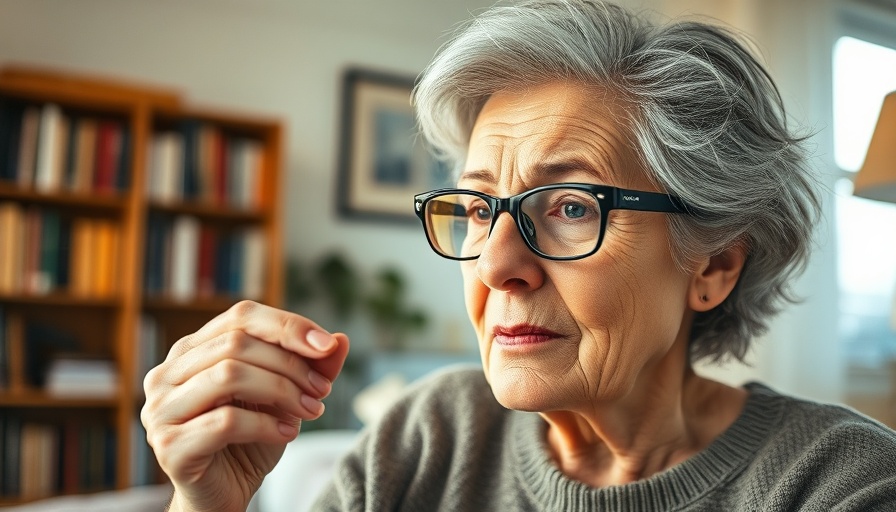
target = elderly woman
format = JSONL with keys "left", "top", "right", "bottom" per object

{"left": 142, "top": 1, "right": 896, "bottom": 511}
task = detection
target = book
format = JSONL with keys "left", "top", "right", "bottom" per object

{"left": 0, "top": 202, "right": 25, "bottom": 294}
{"left": 169, "top": 215, "right": 200, "bottom": 301}
{"left": 143, "top": 215, "right": 167, "bottom": 296}
{"left": 23, "top": 206, "right": 43, "bottom": 294}
{"left": 147, "top": 131, "right": 184, "bottom": 203}
{"left": 116, "top": 123, "right": 131, "bottom": 191}
{"left": 94, "top": 221, "right": 119, "bottom": 297}
{"left": 0, "top": 100, "right": 24, "bottom": 182}
{"left": 56, "top": 216, "right": 72, "bottom": 289}
{"left": 70, "top": 117, "right": 98, "bottom": 193}
{"left": 231, "top": 139, "right": 263, "bottom": 209}
{"left": 3, "top": 415, "right": 21, "bottom": 495}
{"left": 69, "top": 219, "right": 96, "bottom": 297}
{"left": 60, "top": 420, "right": 81, "bottom": 494}
{"left": 16, "top": 105, "right": 40, "bottom": 188}
{"left": 44, "top": 357, "right": 118, "bottom": 398}
{"left": 36, "top": 209, "right": 61, "bottom": 294}
{"left": 179, "top": 119, "right": 203, "bottom": 201}
{"left": 94, "top": 120, "right": 122, "bottom": 194}
{"left": 19, "top": 422, "right": 58, "bottom": 500}
{"left": 196, "top": 224, "right": 218, "bottom": 298}
{"left": 34, "top": 102, "right": 67, "bottom": 192}
{"left": 241, "top": 228, "right": 266, "bottom": 300}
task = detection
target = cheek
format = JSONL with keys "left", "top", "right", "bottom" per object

{"left": 461, "top": 262, "right": 487, "bottom": 335}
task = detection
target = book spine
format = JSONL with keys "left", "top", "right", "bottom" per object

{"left": 37, "top": 209, "right": 61, "bottom": 294}
{"left": 0, "top": 101, "right": 24, "bottom": 182}
{"left": 169, "top": 215, "right": 200, "bottom": 302}
{"left": 34, "top": 103, "right": 66, "bottom": 193}
{"left": 72, "top": 118, "right": 98, "bottom": 194}
{"left": 17, "top": 106, "right": 40, "bottom": 189}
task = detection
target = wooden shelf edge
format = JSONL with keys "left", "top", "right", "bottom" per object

{"left": 0, "top": 182, "right": 128, "bottom": 212}
{"left": 143, "top": 296, "right": 245, "bottom": 314}
{"left": 0, "top": 389, "right": 120, "bottom": 408}
{"left": 0, "top": 292, "right": 121, "bottom": 308}
{"left": 147, "top": 200, "right": 267, "bottom": 222}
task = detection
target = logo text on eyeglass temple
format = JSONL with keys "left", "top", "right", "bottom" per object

{"left": 622, "top": 195, "right": 640, "bottom": 202}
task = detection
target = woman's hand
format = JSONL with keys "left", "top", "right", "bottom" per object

{"left": 140, "top": 300, "right": 350, "bottom": 512}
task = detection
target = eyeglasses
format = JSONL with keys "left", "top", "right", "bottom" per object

{"left": 414, "top": 183, "right": 689, "bottom": 261}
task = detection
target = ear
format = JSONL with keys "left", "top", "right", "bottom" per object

{"left": 688, "top": 244, "right": 747, "bottom": 312}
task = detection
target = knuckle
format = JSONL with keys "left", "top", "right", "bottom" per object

{"left": 279, "top": 312, "right": 304, "bottom": 338}
{"left": 283, "top": 350, "right": 304, "bottom": 373}
{"left": 219, "top": 330, "right": 249, "bottom": 357}
{"left": 274, "top": 374, "right": 293, "bottom": 397}
{"left": 147, "top": 427, "right": 175, "bottom": 452}
{"left": 143, "top": 366, "right": 160, "bottom": 391}
{"left": 212, "top": 359, "right": 243, "bottom": 384}
{"left": 208, "top": 406, "right": 240, "bottom": 436}
{"left": 229, "top": 299, "right": 258, "bottom": 319}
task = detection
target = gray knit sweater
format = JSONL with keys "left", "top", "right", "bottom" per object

{"left": 313, "top": 366, "right": 896, "bottom": 511}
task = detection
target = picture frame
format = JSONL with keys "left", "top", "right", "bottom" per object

{"left": 336, "top": 67, "right": 451, "bottom": 223}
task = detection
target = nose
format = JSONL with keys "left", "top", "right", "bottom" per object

{"left": 475, "top": 211, "right": 545, "bottom": 292}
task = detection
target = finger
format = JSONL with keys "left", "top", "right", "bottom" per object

{"left": 308, "top": 332, "right": 350, "bottom": 382}
{"left": 162, "top": 330, "right": 332, "bottom": 398}
{"left": 167, "top": 301, "right": 340, "bottom": 361}
{"left": 152, "top": 405, "right": 314, "bottom": 480}
{"left": 152, "top": 359, "right": 326, "bottom": 425}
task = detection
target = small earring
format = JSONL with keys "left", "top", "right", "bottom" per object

{"left": 700, "top": 295, "right": 709, "bottom": 303}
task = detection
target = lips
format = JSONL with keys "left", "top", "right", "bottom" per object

{"left": 493, "top": 324, "right": 561, "bottom": 346}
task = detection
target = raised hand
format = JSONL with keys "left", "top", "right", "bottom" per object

{"left": 140, "top": 300, "right": 350, "bottom": 512}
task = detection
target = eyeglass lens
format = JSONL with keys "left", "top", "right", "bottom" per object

{"left": 423, "top": 188, "right": 603, "bottom": 259}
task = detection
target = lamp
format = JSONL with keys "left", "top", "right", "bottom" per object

{"left": 855, "top": 92, "right": 896, "bottom": 422}
{"left": 854, "top": 91, "right": 896, "bottom": 202}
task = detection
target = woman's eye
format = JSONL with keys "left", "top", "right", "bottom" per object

{"left": 465, "top": 199, "right": 491, "bottom": 222}
{"left": 562, "top": 203, "right": 587, "bottom": 219}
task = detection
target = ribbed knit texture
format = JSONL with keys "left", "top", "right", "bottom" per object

{"left": 313, "top": 365, "right": 896, "bottom": 511}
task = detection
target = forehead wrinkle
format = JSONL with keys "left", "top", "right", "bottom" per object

{"left": 521, "top": 123, "right": 629, "bottom": 186}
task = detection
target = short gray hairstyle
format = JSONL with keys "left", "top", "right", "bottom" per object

{"left": 413, "top": 0, "right": 821, "bottom": 363}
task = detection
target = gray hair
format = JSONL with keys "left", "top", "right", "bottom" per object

{"left": 412, "top": 0, "right": 821, "bottom": 363}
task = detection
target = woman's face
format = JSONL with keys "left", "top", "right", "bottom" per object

{"left": 461, "top": 82, "right": 695, "bottom": 412}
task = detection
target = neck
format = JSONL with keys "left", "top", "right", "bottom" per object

{"left": 540, "top": 340, "right": 747, "bottom": 487}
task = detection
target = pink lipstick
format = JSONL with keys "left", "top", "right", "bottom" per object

{"left": 493, "top": 324, "right": 561, "bottom": 346}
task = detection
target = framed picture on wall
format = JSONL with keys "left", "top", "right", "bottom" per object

{"left": 336, "top": 67, "right": 451, "bottom": 223}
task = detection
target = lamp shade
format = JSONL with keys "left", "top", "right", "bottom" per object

{"left": 854, "top": 91, "right": 896, "bottom": 203}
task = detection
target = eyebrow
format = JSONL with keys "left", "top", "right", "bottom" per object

{"left": 458, "top": 158, "right": 612, "bottom": 185}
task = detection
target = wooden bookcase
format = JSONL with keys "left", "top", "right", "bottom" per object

{"left": 0, "top": 66, "right": 283, "bottom": 505}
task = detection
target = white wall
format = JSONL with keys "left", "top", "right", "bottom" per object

{"left": 0, "top": 0, "right": 845, "bottom": 402}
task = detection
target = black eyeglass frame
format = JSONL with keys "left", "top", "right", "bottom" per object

{"left": 413, "top": 183, "right": 689, "bottom": 261}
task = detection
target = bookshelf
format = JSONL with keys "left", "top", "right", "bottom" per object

{"left": 0, "top": 66, "right": 283, "bottom": 505}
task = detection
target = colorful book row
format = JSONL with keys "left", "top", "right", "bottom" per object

{"left": 0, "top": 101, "right": 131, "bottom": 194}
{"left": 144, "top": 214, "right": 267, "bottom": 301}
{"left": 0, "top": 416, "right": 116, "bottom": 500}
{"left": 146, "top": 121, "right": 264, "bottom": 208}
{"left": 0, "top": 202, "right": 120, "bottom": 298}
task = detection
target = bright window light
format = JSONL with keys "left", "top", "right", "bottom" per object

{"left": 833, "top": 36, "right": 896, "bottom": 367}
{"left": 832, "top": 36, "right": 896, "bottom": 172}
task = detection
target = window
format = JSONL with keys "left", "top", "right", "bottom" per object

{"left": 832, "top": 32, "right": 896, "bottom": 370}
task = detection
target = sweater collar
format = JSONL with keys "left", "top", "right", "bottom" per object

{"left": 510, "top": 383, "right": 783, "bottom": 511}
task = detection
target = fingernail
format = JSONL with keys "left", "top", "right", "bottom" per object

{"left": 306, "top": 330, "right": 335, "bottom": 351}
{"left": 278, "top": 421, "right": 298, "bottom": 438}
{"left": 308, "top": 370, "right": 331, "bottom": 394}
{"left": 301, "top": 394, "right": 324, "bottom": 416}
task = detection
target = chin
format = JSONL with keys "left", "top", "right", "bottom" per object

{"left": 485, "top": 361, "right": 568, "bottom": 412}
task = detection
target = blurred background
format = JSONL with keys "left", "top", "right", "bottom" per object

{"left": 0, "top": 0, "right": 895, "bottom": 507}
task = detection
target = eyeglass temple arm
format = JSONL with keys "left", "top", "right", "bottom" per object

{"left": 426, "top": 198, "right": 467, "bottom": 216}
{"left": 613, "top": 188, "right": 688, "bottom": 213}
